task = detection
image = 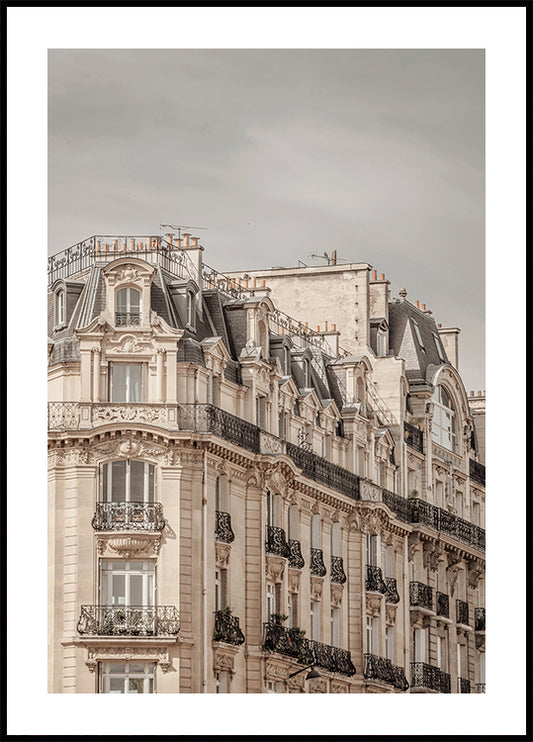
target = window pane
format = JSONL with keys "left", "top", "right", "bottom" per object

{"left": 130, "top": 461, "right": 145, "bottom": 502}
{"left": 129, "top": 289, "right": 140, "bottom": 312}
{"left": 128, "top": 664, "right": 145, "bottom": 673}
{"left": 127, "top": 678, "right": 144, "bottom": 693}
{"left": 109, "top": 663, "right": 126, "bottom": 673}
{"left": 111, "top": 460, "right": 127, "bottom": 502}
{"left": 129, "top": 574, "right": 143, "bottom": 605}
{"left": 116, "top": 288, "right": 129, "bottom": 312}
{"left": 112, "top": 575, "right": 126, "bottom": 604}
{"left": 128, "top": 364, "right": 142, "bottom": 403}
{"left": 109, "top": 678, "right": 125, "bottom": 693}
{"left": 111, "top": 364, "right": 128, "bottom": 402}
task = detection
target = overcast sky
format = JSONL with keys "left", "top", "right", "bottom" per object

{"left": 48, "top": 49, "right": 485, "bottom": 392}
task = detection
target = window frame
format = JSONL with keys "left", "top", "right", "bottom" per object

{"left": 109, "top": 362, "right": 144, "bottom": 403}
{"left": 99, "top": 661, "right": 155, "bottom": 694}
{"left": 100, "top": 559, "right": 155, "bottom": 607}
{"left": 101, "top": 460, "right": 155, "bottom": 504}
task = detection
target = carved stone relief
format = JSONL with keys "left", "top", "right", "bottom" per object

{"left": 310, "top": 576, "right": 323, "bottom": 602}
{"left": 330, "top": 583, "right": 344, "bottom": 608}
{"left": 266, "top": 555, "right": 285, "bottom": 583}
{"left": 366, "top": 595, "right": 382, "bottom": 617}
{"left": 288, "top": 570, "right": 301, "bottom": 594}
{"left": 213, "top": 646, "right": 238, "bottom": 674}
{"left": 86, "top": 645, "right": 171, "bottom": 673}
{"left": 215, "top": 542, "right": 231, "bottom": 569}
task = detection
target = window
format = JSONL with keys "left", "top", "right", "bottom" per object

{"left": 288, "top": 592, "right": 298, "bottom": 629}
{"left": 215, "top": 670, "right": 230, "bottom": 693}
{"left": 303, "top": 358, "right": 310, "bottom": 388}
{"left": 357, "top": 446, "right": 365, "bottom": 477}
{"left": 433, "top": 333, "right": 447, "bottom": 363}
{"left": 331, "top": 522, "right": 340, "bottom": 558}
{"left": 215, "top": 475, "right": 227, "bottom": 512}
{"left": 377, "top": 330, "right": 386, "bottom": 357}
{"left": 478, "top": 652, "right": 485, "bottom": 685}
{"left": 215, "top": 569, "right": 227, "bottom": 611}
{"left": 267, "top": 583, "right": 275, "bottom": 620}
{"left": 412, "top": 319, "right": 425, "bottom": 351}
{"left": 110, "top": 363, "right": 142, "bottom": 402}
{"left": 456, "top": 492, "right": 463, "bottom": 518}
{"left": 413, "top": 628, "right": 426, "bottom": 663}
{"left": 266, "top": 490, "right": 277, "bottom": 527}
{"left": 311, "top": 601, "right": 321, "bottom": 641}
{"left": 366, "top": 615, "right": 380, "bottom": 655}
{"left": 256, "top": 396, "right": 266, "bottom": 429}
{"left": 457, "top": 642, "right": 464, "bottom": 683}
{"left": 99, "top": 662, "right": 154, "bottom": 693}
{"left": 331, "top": 607, "right": 340, "bottom": 647}
{"left": 431, "top": 385, "right": 456, "bottom": 451}
{"left": 288, "top": 505, "right": 299, "bottom": 541}
{"left": 101, "top": 560, "right": 155, "bottom": 607}
{"left": 472, "top": 502, "right": 480, "bottom": 526}
{"left": 435, "top": 480, "right": 444, "bottom": 509}
{"left": 311, "top": 515, "right": 321, "bottom": 549}
{"left": 207, "top": 373, "right": 219, "bottom": 407}
{"left": 386, "top": 626, "right": 395, "bottom": 662}
{"left": 267, "top": 680, "right": 284, "bottom": 693}
{"left": 384, "top": 546, "right": 394, "bottom": 579}
{"left": 102, "top": 460, "right": 154, "bottom": 503}
{"left": 116, "top": 287, "right": 140, "bottom": 326}
{"left": 279, "top": 410, "right": 287, "bottom": 440}
{"left": 187, "top": 289, "right": 196, "bottom": 329}
{"left": 367, "top": 533, "right": 380, "bottom": 567}
{"left": 55, "top": 289, "right": 65, "bottom": 326}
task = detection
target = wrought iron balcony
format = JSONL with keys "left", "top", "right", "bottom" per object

{"left": 91, "top": 502, "right": 165, "bottom": 532}
{"left": 475, "top": 607, "right": 486, "bottom": 632}
{"left": 288, "top": 539, "right": 305, "bottom": 569}
{"left": 404, "top": 421, "right": 424, "bottom": 453}
{"left": 215, "top": 511, "right": 235, "bottom": 543}
{"left": 456, "top": 599, "right": 470, "bottom": 626}
{"left": 213, "top": 609, "right": 245, "bottom": 645}
{"left": 469, "top": 458, "right": 486, "bottom": 487}
{"left": 285, "top": 441, "right": 360, "bottom": 501}
{"left": 385, "top": 577, "right": 400, "bottom": 604}
{"left": 382, "top": 489, "right": 412, "bottom": 523}
{"left": 476, "top": 683, "right": 486, "bottom": 693}
{"left": 458, "top": 677, "right": 471, "bottom": 694}
{"left": 366, "top": 565, "right": 387, "bottom": 594}
{"left": 266, "top": 525, "right": 291, "bottom": 558}
{"left": 262, "top": 621, "right": 314, "bottom": 665}
{"left": 179, "top": 404, "right": 260, "bottom": 454}
{"left": 410, "top": 499, "right": 440, "bottom": 530}
{"left": 409, "top": 582, "right": 433, "bottom": 611}
{"left": 310, "top": 548, "right": 327, "bottom": 577}
{"left": 364, "top": 654, "right": 409, "bottom": 691}
{"left": 115, "top": 311, "right": 141, "bottom": 326}
{"left": 308, "top": 640, "right": 357, "bottom": 677}
{"left": 410, "top": 662, "right": 451, "bottom": 693}
{"left": 77, "top": 605, "right": 180, "bottom": 636}
{"left": 331, "top": 556, "right": 347, "bottom": 584}
{"left": 436, "top": 592, "right": 449, "bottom": 618}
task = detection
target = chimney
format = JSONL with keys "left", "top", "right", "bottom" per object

{"left": 183, "top": 233, "right": 190, "bottom": 247}
{"left": 415, "top": 300, "right": 420, "bottom": 308}
{"left": 372, "top": 270, "right": 377, "bottom": 281}
{"left": 191, "top": 237, "right": 199, "bottom": 246}
{"left": 422, "top": 304, "right": 426, "bottom": 311}
{"left": 438, "top": 326, "right": 461, "bottom": 370}
{"left": 380, "top": 273, "right": 385, "bottom": 280}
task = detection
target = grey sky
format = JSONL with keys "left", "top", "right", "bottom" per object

{"left": 48, "top": 49, "right": 485, "bottom": 392}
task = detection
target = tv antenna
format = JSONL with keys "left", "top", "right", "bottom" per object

{"left": 308, "top": 250, "right": 345, "bottom": 266}
{"left": 160, "top": 224, "right": 208, "bottom": 239}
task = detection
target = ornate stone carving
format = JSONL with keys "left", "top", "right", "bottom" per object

{"left": 265, "top": 657, "right": 289, "bottom": 681}
{"left": 309, "top": 677, "right": 328, "bottom": 693}
{"left": 360, "top": 479, "right": 381, "bottom": 502}
{"left": 446, "top": 563, "right": 461, "bottom": 596}
{"left": 266, "top": 555, "right": 285, "bottom": 583}
{"left": 366, "top": 594, "right": 382, "bottom": 617}
{"left": 408, "top": 533, "right": 420, "bottom": 561}
{"left": 114, "top": 336, "right": 144, "bottom": 354}
{"left": 85, "top": 645, "right": 171, "bottom": 673}
{"left": 423, "top": 540, "right": 444, "bottom": 571}
{"left": 331, "top": 681, "right": 349, "bottom": 693}
{"left": 104, "top": 534, "right": 161, "bottom": 558}
{"left": 385, "top": 604, "right": 397, "bottom": 626}
{"left": 213, "top": 645, "right": 238, "bottom": 674}
{"left": 331, "top": 583, "right": 344, "bottom": 608}
{"left": 288, "top": 569, "right": 301, "bottom": 594}
{"left": 215, "top": 542, "right": 231, "bottom": 569}
{"left": 115, "top": 264, "right": 141, "bottom": 283}
{"left": 310, "top": 576, "right": 323, "bottom": 602}
{"left": 467, "top": 560, "right": 484, "bottom": 588}
{"left": 287, "top": 670, "right": 306, "bottom": 692}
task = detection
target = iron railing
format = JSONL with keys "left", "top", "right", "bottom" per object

{"left": 410, "top": 582, "right": 433, "bottom": 611}
{"left": 476, "top": 683, "right": 486, "bottom": 693}
{"left": 91, "top": 502, "right": 165, "bottom": 532}
{"left": 366, "top": 565, "right": 387, "bottom": 594}
{"left": 363, "top": 654, "right": 409, "bottom": 691}
{"left": 475, "top": 607, "right": 486, "bottom": 632}
{"left": 382, "top": 489, "right": 412, "bottom": 523}
{"left": 308, "top": 639, "right": 357, "bottom": 676}
{"left": 266, "top": 526, "right": 291, "bottom": 558}
{"left": 115, "top": 312, "right": 141, "bottom": 327}
{"left": 213, "top": 610, "right": 245, "bottom": 645}
{"left": 48, "top": 401, "right": 80, "bottom": 431}
{"left": 458, "top": 677, "right": 471, "bottom": 694}
{"left": 331, "top": 556, "right": 347, "bottom": 584}
{"left": 286, "top": 442, "right": 360, "bottom": 501}
{"left": 436, "top": 592, "right": 450, "bottom": 618}
{"left": 410, "top": 662, "right": 451, "bottom": 693}
{"left": 469, "top": 459, "right": 486, "bottom": 487}
{"left": 215, "top": 511, "right": 235, "bottom": 543}
{"left": 411, "top": 499, "right": 440, "bottom": 530}
{"left": 262, "top": 622, "right": 314, "bottom": 665}
{"left": 385, "top": 577, "right": 400, "bottom": 604}
{"left": 288, "top": 539, "right": 305, "bottom": 569}
{"left": 178, "top": 404, "right": 260, "bottom": 454}
{"left": 77, "top": 605, "right": 180, "bottom": 636}
{"left": 404, "top": 421, "right": 424, "bottom": 453}
{"left": 310, "top": 548, "right": 327, "bottom": 577}
{"left": 456, "top": 599, "right": 470, "bottom": 626}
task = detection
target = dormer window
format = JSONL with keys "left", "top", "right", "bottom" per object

{"left": 433, "top": 333, "right": 447, "bottom": 363}
{"left": 303, "top": 358, "right": 310, "bottom": 388}
{"left": 412, "top": 319, "right": 425, "bottom": 351}
{"left": 432, "top": 385, "right": 456, "bottom": 451}
{"left": 55, "top": 289, "right": 65, "bottom": 327}
{"left": 187, "top": 289, "right": 196, "bottom": 330}
{"left": 284, "top": 347, "right": 291, "bottom": 376}
{"left": 116, "top": 287, "right": 140, "bottom": 326}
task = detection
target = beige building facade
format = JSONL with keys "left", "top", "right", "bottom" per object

{"left": 48, "top": 234, "right": 485, "bottom": 693}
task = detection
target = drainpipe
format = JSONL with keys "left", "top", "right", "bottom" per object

{"left": 404, "top": 533, "right": 410, "bottom": 685}
{"left": 202, "top": 449, "right": 208, "bottom": 692}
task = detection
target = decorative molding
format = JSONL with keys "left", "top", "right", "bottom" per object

{"left": 266, "top": 555, "right": 285, "bottom": 583}
{"left": 330, "top": 583, "right": 344, "bottom": 608}
{"left": 466, "top": 560, "right": 484, "bottom": 588}
{"left": 423, "top": 540, "right": 444, "bottom": 571}
{"left": 213, "top": 645, "right": 239, "bottom": 675}
{"left": 85, "top": 645, "right": 171, "bottom": 673}
{"left": 408, "top": 532, "right": 420, "bottom": 561}
{"left": 366, "top": 594, "right": 382, "bottom": 617}
{"left": 360, "top": 480, "right": 381, "bottom": 502}
{"left": 288, "top": 569, "right": 301, "bottom": 594}
{"left": 331, "top": 680, "right": 350, "bottom": 693}
{"left": 113, "top": 336, "right": 144, "bottom": 354}
{"left": 215, "top": 542, "right": 232, "bottom": 569}
{"left": 98, "top": 534, "right": 162, "bottom": 558}
{"left": 385, "top": 604, "right": 397, "bottom": 626}
{"left": 265, "top": 657, "right": 290, "bottom": 681}
{"left": 310, "top": 576, "right": 323, "bottom": 602}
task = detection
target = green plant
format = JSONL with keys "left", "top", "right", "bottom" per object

{"left": 269, "top": 613, "right": 288, "bottom": 625}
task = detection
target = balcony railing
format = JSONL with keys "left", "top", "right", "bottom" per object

{"left": 215, "top": 511, "right": 235, "bottom": 543}
{"left": 266, "top": 526, "right": 291, "bottom": 558}
{"left": 404, "top": 421, "right": 424, "bottom": 453}
{"left": 308, "top": 639, "right": 357, "bottom": 677}
{"left": 410, "top": 582, "right": 433, "bottom": 611}
{"left": 476, "top": 683, "right": 486, "bottom": 693}
{"left": 475, "top": 607, "right": 486, "bottom": 632}
{"left": 363, "top": 654, "right": 409, "bottom": 691}
{"left": 385, "top": 577, "right": 400, "bottom": 604}
{"left": 115, "top": 312, "right": 141, "bottom": 327}
{"left": 411, "top": 499, "right": 440, "bottom": 530}
{"left": 213, "top": 610, "right": 245, "bottom": 645}
{"left": 382, "top": 489, "right": 412, "bottom": 523}
{"left": 179, "top": 404, "right": 260, "bottom": 454}
{"left": 288, "top": 539, "right": 305, "bottom": 569}
{"left": 436, "top": 592, "right": 450, "bottom": 619}
{"left": 331, "top": 556, "right": 347, "bottom": 584}
{"left": 286, "top": 442, "right": 360, "bottom": 501}
{"left": 410, "top": 662, "right": 451, "bottom": 693}
{"left": 456, "top": 599, "right": 470, "bottom": 626}
{"left": 262, "top": 622, "right": 314, "bottom": 665}
{"left": 458, "top": 677, "right": 471, "bottom": 694}
{"left": 48, "top": 401, "right": 180, "bottom": 431}
{"left": 310, "top": 548, "right": 327, "bottom": 577}
{"left": 469, "top": 458, "right": 486, "bottom": 487}
{"left": 91, "top": 502, "right": 165, "bottom": 532}
{"left": 366, "top": 565, "right": 387, "bottom": 594}
{"left": 77, "top": 605, "right": 180, "bottom": 636}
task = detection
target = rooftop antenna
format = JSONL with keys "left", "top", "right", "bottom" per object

{"left": 160, "top": 224, "right": 208, "bottom": 239}
{"left": 309, "top": 251, "right": 342, "bottom": 266}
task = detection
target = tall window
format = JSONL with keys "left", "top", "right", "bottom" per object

{"left": 55, "top": 289, "right": 65, "bottom": 326}
{"left": 311, "top": 515, "right": 321, "bottom": 550}
{"left": 215, "top": 671, "right": 230, "bottom": 693}
{"left": 367, "top": 533, "right": 381, "bottom": 567}
{"left": 116, "top": 287, "right": 140, "bottom": 326}
{"left": 412, "top": 319, "right": 425, "bottom": 351}
{"left": 102, "top": 461, "right": 154, "bottom": 503}
{"left": 110, "top": 363, "right": 142, "bottom": 402}
{"left": 101, "top": 560, "right": 155, "bottom": 607}
{"left": 288, "top": 592, "right": 298, "bottom": 629}
{"left": 99, "top": 662, "right": 154, "bottom": 693}
{"left": 436, "top": 635, "right": 443, "bottom": 669}
{"left": 266, "top": 490, "right": 278, "bottom": 528}
{"left": 256, "top": 396, "right": 267, "bottom": 429}
{"left": 432, "top": 385, "right": 456, "bottom": 451}
{"left": 215, "top": 475, "right": 228, "bottom": 512}
{"left": 266, "top": 583, "right": 275, "bottom": 620}
{"left": 207, "top": 373, "right": 219, "bottom": 407}
{"left": 386, "top": 626, "right": 395, "bottom": 662}
{"left": 366, "top": 615, "right": 380, "bottom": 655}
{"left": 331, "top": 522, "right": 340, "bottom": 558}
{"left": 215, "top": 569, "right": 227, "bottom": 611}
{"left": 279, "top": 410, "right": 287, "bottom": 440}
{"left": 288, "top": 505, "right": 299, "bottom": 541}
{"left": 331, "top": 607, "right": 340, "bottom": 647}
{"left": 413, "top": 628, "right": 426, "bottom": 663}
{"left": 311, "top": 601, "right": 321, "bottom": 641}
{"left": 384, "top": 546, "right": 394, "bottom": 579}
{"left": 187, "top": 289, "right": 196, "bottom": 329}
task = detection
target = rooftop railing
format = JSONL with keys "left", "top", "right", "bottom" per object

{"left": 469, "top": 458, "right": 486, "bottom": 487}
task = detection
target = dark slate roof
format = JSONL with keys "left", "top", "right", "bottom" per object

{"left": 388, "top": 300, "right": 448, "bottom": 387}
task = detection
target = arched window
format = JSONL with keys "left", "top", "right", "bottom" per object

{"left": 101, "top": 460, "right": 155, "bottom": 503}
{"left": 356, "top": 377, "right": 366, "bottom": 414}
{"left": 55, "top": 289, "right": 65, "bottom": 326}
{"left": 303, "top": 358, "right": 310, "bottom": 388}
{"left": 116, "top": 287, "right": 140, "bottom": 326}
{"left": 432, "top": 385, "right": 456, "bottom": 451}
{"left": 187, "top": 289, "right": 196, "bottom": 329}
{"left": 258, "top": 319, "right": 269, "bottom": 358}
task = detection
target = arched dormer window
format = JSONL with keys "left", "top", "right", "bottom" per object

{"left": 431, "top": 385, "right": 456, "bottom": 451}
{"left": 356, "top": 376, "right": 366, "bottom": 415}
{"left": 55, "top": 288, "right": 65, "bottom": 327}
{"left": 187, "top": 287, "right": 196, "bottom": 330}
{"left": 284, "top": 346, "right": 291, "bottom": 376}
{"left": 303, "top": 357, "right": 311, "bottom": 388}
{"left": 116, "top": 287, "right": 141, "bottom": 326}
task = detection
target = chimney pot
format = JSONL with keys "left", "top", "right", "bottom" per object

{"left": 183, "top": 233, "right": 190, "bottom": 247}
{"left": 380, "top": 273, "right": 385, "bottom": 280}
{"left": 191, "top": 237, "right": 199, "bottom": 246}
{"left": 478, "top": 391, "right": 482, "bottom": 396}
{"left": 332, "top": 249, "right": 337, "bottom": 265}
{"left": 324, "top": 321, "right": 328, "bottom": 331}
{"left": 422, "top": 304, "right": 426, "bottom": 311}
{"left": 372, "top": 270, "right": 377, "bottom": 280}
{"left": 438, "top": 323, "right": 442, "bottom": 328}
{"left": 415, "top": 300, "right": 420, "bottom": 308}
{"left": 331, "top": 323, "right": 336, "bottom": 331}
